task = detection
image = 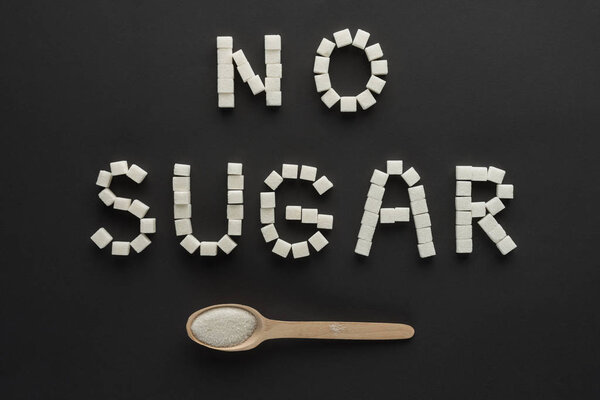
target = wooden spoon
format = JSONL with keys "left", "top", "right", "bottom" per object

{"left": 186, "top": 303, "right": 415, "bottom": 352}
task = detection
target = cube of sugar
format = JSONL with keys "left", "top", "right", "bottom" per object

{"left": 248, "top": 75, "right": 265, "bottom": 95}
{"left": 485, "top": 197, "right": 505, "bottom": 216}
{"left": 317, "top": 214, "right": 333, "bottom": 229}
{"left": 216, "top": 36, "right": 233, "bottom": 49}
{"left": 371, "top": 60, "right": 388, "bottom": 75}
{"left": 456, "top": 225, "right": 472, "bottom": 240}
{"left": 361, "top": 211, "right": 379, "bottom": 227}
{"left": 113, "top": 197, "right": 132, "bottom": 211}
{"left": 272, "top": 239, "right": 292, "bottom": 258}
{"left": 314, "top": 74, "right": 332, "bottom": 93}
{"left": 218, "top": 63, "right": 234, "bottom": 78}
{"left": 364, "top": 197, "right": 382, "bottom": 213}
{"left": 401, "top": 167, "right": 420, "bottom": 186}
{"left": 455, "top": 196, "right": 472, "bottom": 211}
{"left": 386, "top": 160, "right": 403, "bottom": 175}
{"left": 227, "top": 204, "right": 244, "bottom": 220}
{"left": 301, "top": 208, "right": 318, "bottom": 224}
{"left": 174, "top": 191, "right": 191, "bottom": 205}
{"left": 364, "top": 43, "right": 383, "bottom": 61}
{"left": 140, "top": 218, "right": 156, "bottom": 234}
{"left": 456, "top": 165, "right": 472, "bottom": 180}
{"left": 478, "top": 214, "right": 499, "bottom": 233}
{"left": 367, "top": 184, "right": 385, "bottom": 200}
{"left": 282, "top": 163, "right": 298, "bottom": 179}
{"left": 128, "top": 199, "right": 149, "bottom": 218}
{"left": 355, "top": 238, "right": 372, "bottom": 256}
{"left": 228, "top": 190, "right": 243, "bottom": 204}
{"left": 174, "top": 204, "right": 191, "bottom": 219}
{"left": 487, "top": 224, "right": 507, "bottom": 243}
{"left": 471, "top": 202, "right": 486, "bottom": 218}
{"left": 456, "top": 181, "right": 471, "bottom": 196}
{"left": 300, "top": 165, "right": 318, "bottom": 181}
{"left": 217, "top": 235, "right": 237, "bottom": 254}
{"left": 232, "top": 50, "right": 248, "bottom": 66}
{"left": 380, "top": 208, "right": 396, "bottom": 223}
{"left": 237, "top": 63, "right": 254, "bottom": 82}
{"left": 456, "top": 211, "right": 472, "bottom": 225}
{"left": 313, "top": 176, "right": 333, "bottom": 195}
{"left": 261, "top": 224, "right": 279, "bottom": 243}
{"left": 358, "top": 224, "right": 376, "bottom": 241}
{"left": 411, "top": 199, "right": 428, "bottom": 215}
{"left": 218, "top": 93, "right": 235, "bottom": 108}
{"left": 266, "top": 64, "right": 282, "bottom": 78}
{"left": 265, "top": 77, "right": 281, "bottom": 92}
{"left": 200, "top": 241, "right": 218, "bottom": 256}
{"left": 471, "top": 167, "right": 488, "bottom": 181}
{"left": 172, "top": 177, "right": 190, "bottom": 191}
{"left": 96, "top": 170, "right": 112, "bottom": 188}
{"left": 111, "top": 241, "right": 130, "bottom": 256}
{"left": 174, "top": 218, "right": 193, "bottom": 236}
{"left": 217, "top": 48, "right": 233, "bottom": 64}
{"left": 130, "top": 234, "right": 151, "bottom": 253}
{"left": 308, "top": 231, "right": 329, "bottom": 251}
{"left": 260, "top": 208, "right": 275, "bottom": 224}
{"left": 173, "top": 163, "right": 191, "bottom": 176}
{"left": 90, "top": 228, "right": 113, "bottom": 249}
{"left": 98, "top": 188, "right": 116, "bottom": 206}
{"left": 496, "top": 235, "right": 517, "bottom": 255}
{"left": 356, "top": 90, "right": 376, "bottom": 110}
{"left": 417, "top": 242, "right": 436, "bottom": 258}
{"left": 497, "top": 184, "right": 514, "bottom": 199}
{"left": 110, "top": 161, "right": 128, "bottom": 176}
{"left": 227, "top": 175, "right": 244, "bottom": 190}
{"left": 456, "top": 239, "right": 473, "bottom": 254}
{"left": 286, "top": 206, "right": 302, "bottom": 220}
{"left": 487, "top": 166, "right": 506, "bottom": 184}
{"left": 413, "top": 213, "right": 431, "bottom": 228}
{"left": 228, "top": 219, "right": 242, "bottom": 236}
{"left": 416, "top": 227, "right": 433, "bottom": 244}
{"left": 265, "top": 50, "right": 281, "bottom": 64}
{"left": 313, "top": 56, "right": 330, "bottom": 74}
{"left": 395, "top": 207, "right": 411, "bottom": 222}
{"left": 266, "top": 91, "right": 282, "bottom": 106}
{"left": 366, "top": 75, "right": 386, "bottom": 94}
{"left": 408, "top": 185, "right": 426, "bottom": 201}
{"left": 370, "top": 169, "right": 389, "bottom": 186}
{"left": 340, "top": 96, "right": 357, "bottom": 112}
{"left": 352, "top": 29, "right": 370, "bottom": 49}
{"left": 316, "top": 38, "right": 336, "bottom": 57}
{"left": 264, "top": 34, "right": 281, "bottom": 50}
{"left": 264, "top": 171, "right": 284, "bottom": 190}
{"left": 292, "top": 241, "right": 310, "bottom": 259}
{"left": 333, "top": 28, "right": 352, "bottom": 47}
{"left": 180, "top": 235, "right": 200, "bottom": 254}
{"left": 217, "top": 78, "right": 234, "bottom": 93}
{"left": 321, "top": 88, "right": 341, "bottom": 108}
{"left": 260, "top": 192, "right": 276, "bottom": 208}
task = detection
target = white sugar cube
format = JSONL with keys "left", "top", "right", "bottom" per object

{"left": 174, "top": 191, "right": 191, "bottom": 205}
{"left": 218, "top": 93, "right": 235, "bottom": 108}
{"left": 456, "top": 211, "right": 472, "bottom": 225}
{"left": 291, "top": 241, "right": 310, "bottom": 259}
{"left": 471, "top": 167, "right": 488, "bottom": 181}
{"left": 371, "top": 60, "right": 388, "bottom": 75}
{"left": 356, "top": 89, "right": 376, "bottom": 110}
{"left": 200, "top": 241, "right": 218, "bottom": 256}
{"left": 496, "top": 235, "right": 517, "bottom": 255}
{"left": 340, "top": 96, "right": 357, "bottom": 112}
{"left": 358, "top": 224, "right": 376, "bottom": 241}
{"left": 237, "top": 63, "right": 254, "bottom": 82}
{"left": 313, "top": 176, "right": 333, "bottom": 195}
{"left": 301, "top": 208, "right": 318, "bottom": 224}
{"left": 333, "top": 28, "right": 352, "bottom": 47}
{"left": 314, "top": 56, "right": 330, "bottom": 74}
{"left": 174, "top": 163, "right": 191, "bottom": 176}
{"left": 456, "top": 181, "right": 471, "bottom": 196}
{"left": 174, "top": 204, "right": 191, "bottom": 219}
{"left": 487, "top": 224, "right": 507, "bottom": 243}
{"left": 98, "top": 188, "right": 116, "bottom": 206}
{"left": 456, "top": 165, "right": 472, "bottom": 180}
{"left": 364, "top": 43, "right": 383, "bottom": 61}
{"left": 497, "top": 184, "right": 514, "bottom": 199}
{"left": 264, "top": 34, "right": 281, "bottom": 50}
{"left": 380, "top": 208, "right": 396, "bottom": 223}
{"left": 487, "top": 166, "right": 506, "bottom": 184}
{"left": 355, "top": 238, "right": 372, "bottom": 256}
{"left": 471, "top": 202, "right": 486, "bottom": 218}
{"left": 128, "top": 199, "right": 149, "bottom": 218}
{"left": 227, "top": 204, "right": 244, "bottom": 220}
{"left": 232, "top": 50, "right": 248, "bottom": 66}
{"left": 366, "top": 75, "right": 386, "bottom": 94}
{"left": 370, "top": 169, "right": 389, "bottom": 186}
{"left": 113, "top": 197, "right": 132, "bottom": 211}
{"left": 130, "top": 234, "right": 151, "bottom": 253}
{"left": 316, "top": 38, "right": 336, "bottom": 57}
{"left": 361, "top": 210, "right": 379, "bottom": 227}
{"left": 217, "top": 63, "right": 234, "bottom": 78}
{"left": 308, "top": 231, "right": 329, "bottom": 251}
{"left": 417, "top": 241, "right": 436, "bottom": 258}
{"left": 286, "top": 205, "right": 302, "bottom": 220}
{"left": 228, "top": 219, "right": 242, "bottom": 236}
{"left": 227, "top": 175, "right": 244, "bottom": 190}
{"left": 321, "top": 88, "right": 340, "bottom": 108}
{"left": 180, "top": 235, "right": 200, "bottom": 254}
{"left": 110, "top": 161, "right": 128, "bottom": 176}
{"left": 352, "top": 29, "right": 370, "bottom": 49}
{"left": 247, "top": 75, "right": 265, "bottom": 95}
{"left": 386, "top": 160, "right": 403, "bottom": 175}
{"left": 416, "top": 227, "right": 433, "bottom": 244}
{"left": 260, "top": 192, "right": 276, "bottom": 208}
{"left": 217, "top": 78, "right": 234, "bottom": 93}
{"left": 111, "top": 241, "right": 130, "bottom": 256}
{"left": 408, "top": 185, "right": 425, "bottom": 201}
{"left": 364, "top": 197, "right": 382, "bottom": 213}
{"left": 228, "top": 190, "right": 243, "bottom": 204}
{"left": 266, "top": 63, "right": 282, "bottom": 78}
{"left": 282, "top": 163, "right": 298, "bottom": 179}
{"left": 401, "top": 167, "right": 420, "bottom": 186}
{"left": 90, "top": 228, "right": 113, "bottom": 249}
{"left": 272, "top": 239, "right": 291, "bottom": 258}
{"left": 367, "top": 184, "right": 385, "bottom": 200}
{"left": 300, "top": 165, "right": 318, "bottom": 181}
{"left": 456, "top": 225, "right": 472, "bottom": 239}
{"left": 216, "top": 36, "right": 233, "bottom": 49}
{"left": 485, "top": 197, "right": 505, "bottom": 216}
{"left": 261, "top": 224, "right": 279, "bottom": 243}
{"left": 264, "top": 170, "right": 283, "bottom": 190}
{"left": 172, "top": 177, "right": 190, "bottom": 191}
{"left": 96, "top": 170, "right": 112, "bottom": 188}
{"left": 395, "top": 207, "right": 411, "bottom": 222}
{"left": 217, "top": 48, "right": 233, "bottom": 64}
{"left": 217, "top": 234, "right": 237, "bottom": 254}
{"left": 455, "top": 196, "right": 472, "bottom": 211}
{"left": 456, "top": 239, "right": 473, "bottom": 254}
{"left": 478, "top": 214, "right": 499, "bottom": 233}
{"left": 265, "top": 77, "right": 280, "bottom": 91}
{"left": 265, "top": 50, "right": 281, "bottom": 64}
{"left": 140, "top": 218, "right": 156, "bottom": 234}
{"left": 413, "top": 213, "right": 431, "bottom": 228}
{"left": 317, "top": 214, "right": 333, "bottom": 229}
{"left": 174, "top": 218, "right": 192, "bottom": 236}
{"left": 266, "top": 91, "right": 282, "bottom": 106}
{"left": 314, "top": 73, "right": 331, "bottom": 93}
{"left": 411, "top": 198, "right": 428, "bottom": 215}
{"left": 260, "top": 208, "right": 275, "bottom": 224}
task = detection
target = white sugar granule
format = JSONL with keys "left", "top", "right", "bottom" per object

{"left": 191, "top": 307, "right": 257, "bottom": 348}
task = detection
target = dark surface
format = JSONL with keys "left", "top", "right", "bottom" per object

{"left": 1, "top": 0, "right": 599, "bottom": 398}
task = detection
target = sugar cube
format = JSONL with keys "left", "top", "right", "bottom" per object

{"left": 380, "top": 208, "right": 396, "bottom": 223}
{"left": 216, "top": 36, "right": 233, "bottom": 49}
{"left": 401, "top": 167, "right": 420, "bottom": 186}
{"left": 314, "top": 74, "right": 331, "bottom": 93}
{"left": 321, "top": 88, "right": 340, "bottom": 108}
{"left": 371, "top": 60, "right": 388, "bottom": 75}
{"left": 478, "top": 214, "right": 499, "bottom": 233}
{"left": 218, "top": 93, "right": 235, "bottom": 108}
{"left": 264, "top": 170, "right": 283, "bottom": 190}
{"left": 471, "top": 167, "right": 488, "bottom": 181}
{"left": 340, "top": 96, "right": 357, "bottom": 112}
{"left": 356, "top": 90, "right": 376, "bottom": 110}
{"left": 361, "top": 210, "right": 379, "bottom": 227}
{"left": 113, "top": 197, "right": 132, "bottom": 211}
{"left": 110, "top": 161, "right": 128, "bottom": 176}
{"left": 286, "top": 205, "right": 302, "bottom": 220}
{"left": 496, "top": 235, "right": 517, "bottom": 255}
{"left": 316, "top": 38, "right": 336, "bottom": 57}
{"left": 333, "top": 28, "right": 352, "bottom": 47}
{"left": 497, "top": 184, "right": 514, "bottom": 199}
{"left": 266, "top": 64, "right": 282, "bottom": 78}
{"left": 272, "top": 239, "right": 292, "bottom": 258}
{"left": 96, "top": 170, "right": 112, "bottom": 188}
{"left": 352, "top": 29, "right": 370, "bottom": 49}
{"left": 456, "top": 181, "right": 471, "bottom": 196}
{"left": 313, "top": 56, "right": 330, "bottom": 74}
{"left": 217, "top": 78, "right": 234, "bottom": 93}
{"left": 413, "top": 213, "right": 431, "bottom": 228}
{"left": 456, "top": 239, "right": 473, "bottom": 253}
{"left": 485, "top": 197, "right": 505, "bottom": 216}
{"left": 232, "top": 50, "right": 248, "bottom": 66}
{"left": 300, "top": 165, "right": 318, "bottom": 181}
{"left": 174, "top": 163, "right": 191, "bottom": 176}
{"left": 264, "top": 34, "right": 281, "bottom": 50}
{"left": 364, "top": 197, "right": 382, "bottom": 213}
{"left": 395, "top": 207, "right": 411, "bottom": 222}
{"left": 366, "top": 75, "right": 386, "bottom": 94}
{"left": 174, "top": 218, "right": 192, "bottom": 236}
{"left": 266, "top": 91, "right": 282, "bottom": 106}
{"left": 386, "top": 160, "right": 403, "bottom": 175}
{"left": 313, "top": 176, "right": 333, "bottom": 195}
{"left": 364, "top": 43, "right": 383, "bottom": 61}
{"left": 265, "top": 50, "right": 281, "bottom": 64}
{"left": 456, "top": 225, "right": 472, "bottom": 240}
{"left": 317, "top": 214, "right": 333, "bottom": 229}
{"left": 416, "top": 227, "right": 433, "bottom": 244}
{"left": 247, "top": 75, "right": 265, "bottom": 95}
{"left": 227, "top": 162, "right": 243, "bottom": 175}
{"left": 410, "top": 198, "right": 428, "bottom": 215}
{"left": 218, "top": 63, "right": 234, "bottom": 78}
{"left": 417, "top": 241, "right": 436, "bottom": 258}
{"left": 358, "top": 224, "right": 376, "bottom": 241}
{"left": 200, "top": 241, "right": 218, "bottom": 256}
{"left": 291, "top": 241, "right": 310, "bottom": 259}
{"left": 261, "top": 224, "right": 279, "bottom": 243}
{"left": 111, "top": 241, "right": 130, "bottom": 256}
{"left": 265, "top": 77, "right": 280, "bottom": 91}
{"left": 282, "top": 163, "right": 298, "bottom": 179}
{"left": 308, "top": 231, "right": 328, "bottom": 251}
{"left": 455, "top": 196, "right": 472, "bottom": 211}
{"left": 370, "top": 169, "right": 389, "bottom": 186}
{"left": 237, "top": 63, "right": 254, "bottom": 82}
{"left": 98, "top": 188, "right": 116, "bottom": 206}
{"left": 228, "top": 190, "right": 243, "bottom": 204}
{"left": 217, "top": 235, "right": 237, "bottom": 254}
{"left": 126, "top": 165, "right": 147, "bottom": 184}
{"left": 90, "top": 228, "right": 113, "bottom": 249}
{"left": 227, "top": 175, "right": 244, "bottom": 190}
{"left": 455, "top": 166, "right": 472, "bottom": 180}
{"left": 487, "top": 166, "right": 506, "bottom": 184}
{"left": 174, "top": 191, "right": 191, "bottom": 205}
{"left": 174, "top": 204, "right": 191, "bottom": 219}
{"left": 260, "top": 192, "right": 276, "bottom": 208}
{"left": 487, "top": 224, "right": 507, "bottom": 243}
{"left": 140, "top": 218, "right": 156, "bottom": 234}
{"left": 456, "top": 211, "right": 472, "bottom": 225}
{"left": 172, "top": 177, "right": 190, "bottom": 191}
{"left": 180, "top": 235, "right": 200, "bottom": 254}
{"left": 228, "top": 219, "right": 242, "bottom": 236}
{"left": 301, "top": 208, "right": 318, "bottom": 224}
{"left": 355, "top": 238, "right": 372, "bottom": 256}
{"left": 408, "top": 185, "right": 425, "bottom": 201}
{"left": 130, "top": 234, "right": 151, "bottom": 253}
{"left": 471, "top": 202, "right": 486, "bottom": 218}
{"left": 260, "top": 208, "right": 275, "bottom": 224}
{"left": 367, "top": 184, "right": 385, "bottom": 200}
{"left": 128, "top": 199, "right": 149, "bottom": 218}
{"left": 217, "top": 48, "right": 233, "bottom": 64}
{"left": 227, "top": 204, "right": 244, "bottom": 220}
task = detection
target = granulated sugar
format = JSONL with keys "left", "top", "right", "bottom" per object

{"left": 190, "top": 307, "right": 257, "bottom": 348}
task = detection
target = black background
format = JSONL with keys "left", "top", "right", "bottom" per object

{"left": 1, "top": 0, "right": 599, "bottom": 398}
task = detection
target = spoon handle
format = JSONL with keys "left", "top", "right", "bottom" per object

{"left": 264, "top": 320, "right": 414, "bottom": 341}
